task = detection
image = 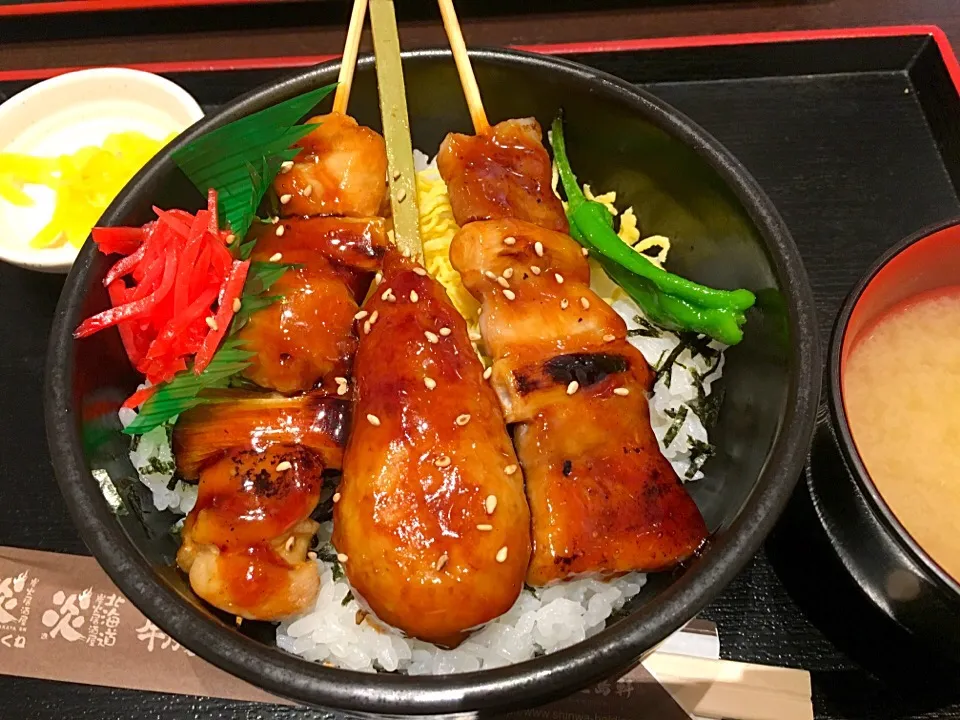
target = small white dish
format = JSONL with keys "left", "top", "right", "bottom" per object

{"left": 0, "top": 68, "right": 204, "bottom": 273}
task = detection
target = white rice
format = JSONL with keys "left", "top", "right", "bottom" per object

{"left": 117, "top": 160, "right": 726, "bottom": 674}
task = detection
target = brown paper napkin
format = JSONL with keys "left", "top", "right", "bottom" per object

{"left": 0, "top": 546, "right": 693, "bottom": 718}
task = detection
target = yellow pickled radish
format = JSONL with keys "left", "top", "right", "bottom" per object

{"left": 0, "top": 130, "right": 175, "bottom": 249}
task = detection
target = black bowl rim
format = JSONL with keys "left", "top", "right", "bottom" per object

{"left": 827, "top": 215, "right": 960, "bottom": 601}
{"left": 46, "top": 47, "right": 821, "bottom": 714}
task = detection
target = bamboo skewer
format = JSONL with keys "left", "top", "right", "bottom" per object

{"left": 332, "top": 0, "right": 369, "bottom": 115}
{"left": 369, "top": 0, "right": 423, "bottom": 260}
{"left": 436, "top": 0, "right": 489, "bottom": 134}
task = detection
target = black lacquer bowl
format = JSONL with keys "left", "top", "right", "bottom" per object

{"left": 45, "top": 49, "right": 820, "bottom": 715}
{"left": 812, "top": 218, "right": 960, "bottom": 660}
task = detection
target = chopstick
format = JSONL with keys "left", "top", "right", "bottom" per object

{"left": 331, "top": 0, "right": 369, "bottom": 115}
{"left": 640, "top": 653, "right": 814, "bottom": 720}
{"left": 436, "top": 0, "right": 489, "bottom": 134}
{"left": 368, "top": 0, "right": 423, "bottom": 260}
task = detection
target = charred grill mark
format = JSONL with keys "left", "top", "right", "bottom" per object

{"left": 553, "top": 551, "right": 582, "bottom": 568}
{"left": 514, "top": 371, "right": 541, "bottom": 395}
{"left": 512, "top": 353, "right": 632, "bottom": 397}
{"left": 543, "top": 353, "right": 629, "bottom": 388}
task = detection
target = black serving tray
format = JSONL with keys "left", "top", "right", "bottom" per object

{"left": 2, "top": 27, "right": 960, "bottom": 720}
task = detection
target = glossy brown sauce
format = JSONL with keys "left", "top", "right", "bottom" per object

{"left": 190, "top": 446, "right": 321, "bottom": 549}
{"left": 438, "top": 119, "right": 569, "bottom": 233}
{"left": 217, "top": 544, "right": 295, "bottom": 611}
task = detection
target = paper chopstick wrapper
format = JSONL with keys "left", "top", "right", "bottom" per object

{"left": 0, "top": 546, "right": 810, "bottom": 719}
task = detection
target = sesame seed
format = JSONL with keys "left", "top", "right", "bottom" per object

{"left": 334, "top": 376, "right": 347, "bottom": 385}
{"left": 456, "top": 414, "right": 471, "bottom": 426}
{"left": 271, "top": 216, "right": 280, "bottom": 224}
{"left": 333, "top": 492, "right": 341, "bottom": 503}
{"left": 483, "top": 367, "right": 493, "bottom": 380}
{"left": 393, "top": 169, "right": 402, "bottom": 181}
{"left": 484, "top": 270, "right": 497, "bottom": 280}
{"left": 397, "top": 188, "right": 407, "bottom": 203}
{"left": 581, "top": 247, "right": 589, "bottom": 257}
{"left": 337, "top": 384, "right": 348, "bottom": 396}
{"left": 303, "top": 185, "right": 313, "bottom": 197}
{"left": 308, "top": 551, "right": 318, "bottom": 560}
{"left": 497, "top": 276, "right": 510, "bottom": 289}
{"left": 503, "top": 268, "right": 514, "bottom": 279}
{"left": 232, "top": 298, "right": 242, "bottom": 313}
{"left": 485, "top": 494, "right": 497, "bottom": 514}
{"left": 280, "top": 194, "right": 292, "bottom": 205}
{"left": 366, "top": 414, "right": 381, "bottom": 426}
{"left": 435, "top": 455, "right": 452, "bottom": 468}
{"left": 375, "top": 272, "right": 382, "bottom": 284}
{"left": 381, "top": 288, "right": 393, "bottom": 301}
{"left": 276, "top": 225, "right": 285, "bottom": 237}
{"left": 469, "top": 330, "right": 483, "bottom": 341}
{"left": 504, "top": 464, "right": 518, "bottom": 475}
{"left": 280, "top": 160, "right": 294, "bottom": 173}
{"left": 613, "top": 387, "right": 630, "bottom": 396}
{"left": 369, "top": 310, "right": 379, "bottom": 324}
{"left": 503, "top": 289, "right": 516, "bottom": 301}
{"left": 236, "top": 617, "right": 243, "bottom": 627}
{"left": 580, "top": 297, "right": 590, "bottom": 310}
{"left": 439, "top": 327, "right": 452, "bottom": 337}
{"left": 603, "top": 334, "right": 616, "bottom": 343}
{"left": 275, "top": 461, "right": 292, "bottom": 472}
{"left": 413, "top": 267, "right": 427, "bottom": 276}
{"left": 409, "top": 290, "right": 419, "bottom": 303}
{"left": 363, "top": 320, "right": 371, "bottom": 335}
{"left": 530, "top": 265, "right": 541, "bottom": 275}
{"left": 554, "top": 273, "right": 564, "bottom": 284}
{"left": 285, "top": 536, "right": 295, "bottom": 551}
{"left": 496, "top": 546, "right": 508, "bottom": 563}
{"left": 560, "top": 299, "right": 569, "bottom": 310}
{"left": 225, "top": 233, "right": 236, "bottom": 245}
{"left": 269, "top": 252, "right": 283, "bottom": 263}
{"left": 424, "top": 377, "right": 437, "bottom": 390}
{"left": 476, "top": 524, "right": 493, "bottom": 531}
{"left": 337, "top": 553, "right": 348, "bottom": 563}
{"left": 435, "top": 553, "right": 448, "bottom": 571}
{"left": 503, "top": 236, "right": 517, "bottom": 246}
{"left": 425, "top": 331, "right": 439, "bottom": 344}
{"left": 354, "top": 310, "right": 369, "bottom": 321}
{"left": 205, "top": 316, "right": 218, "bottom": 330}
{"left": 567, "top": 380, "right": 580, "bottom": 395}
{"left": 535, "top": 241, "right": 544, "bottom": 257}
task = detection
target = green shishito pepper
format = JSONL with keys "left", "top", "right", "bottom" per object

{"left": 549, "top": 116, "right": 755, "bottom": 345}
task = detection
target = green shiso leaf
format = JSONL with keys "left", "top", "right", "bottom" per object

{"left": 123, "top": 337, "right": 255, "bottom": 435}
{"left": 228, "top": 261, "right": 300, "bottom": 335}
{"left": 171, "top": 83, "right": 336, "bottom": 237}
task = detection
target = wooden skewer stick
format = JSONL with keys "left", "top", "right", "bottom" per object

{"left": 436, "top": 0, "right": 489, "bottom": 134}
{"left": 369, "top": 0, "right": 423, "bottom": 260}
{"left": 332, "top": 0, "right": 369, "bottom": 115}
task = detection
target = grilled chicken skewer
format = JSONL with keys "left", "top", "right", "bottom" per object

{"left": 333, "top": 250, "right": 530, "bottom": 646}
{"left": 236, "top": 216, "right": 388, "bottom": 394}
{"left": 439, "top": 108, "right": 707, "bottom": 583}
{"left": 173, "top": 0, "right": 391, "bottom": 620}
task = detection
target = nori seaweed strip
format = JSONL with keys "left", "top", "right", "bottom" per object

{"left": 317, "top": 546, "right": 345, "bottom": 581}
{"left": 685, "top": 438, "right": 715, "bottom": 480}
{"left": 655, "top": 341, "right": 690, "bottom": 387}
{"left": 662, "top": 405, "right": 688, "bottom": 448}
{"left": 627, "top": 315, "right": 662, "bottom": 338}
{"left": 341, "top": 591, "right": 354, "bottom": 607}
